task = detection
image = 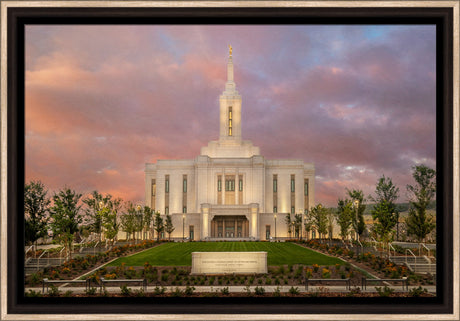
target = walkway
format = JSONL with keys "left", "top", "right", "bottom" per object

{"left": 26, "top": 284, "right": 436, "bottom": 295}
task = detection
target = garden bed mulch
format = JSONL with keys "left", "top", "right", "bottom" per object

{"left": 295, "top": 241, "right": 436, "bottom": 287}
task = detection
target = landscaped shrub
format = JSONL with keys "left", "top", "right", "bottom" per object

{"left": 220, "top": 287, "right": 229, "bottom": 295}
{"left": 29, "top": 273, "right": 41, "bottom": 286}
{"left": 25, "top": 289, "right": 42, "bottom": 297}
{"left": 120, "top": 285, "right": 132, "bottom": 296}
{"left": 375, "top": 286, "right": 394, "bottom": 297}
{"left": 288, "top": 286, "right": 300, "bottom": 295}
{"left": 304, "top": 267, "right": 313, "bottom": 279}
{"left": 321, "top": 268, "right": 331, "bottom": 279}
{"left": 254, "top": 286, "right": 265, "bottom": 296}
{"left": 312, "top": 264, "right": 319, "bottom": 273}
{"left": 85, "top": 287, "right": 97, "bottom": 295}
{"left": 273, "top": 286, "right": 281, "bottom": 297}
{"left": 409, "top": 286, "right": 428, "bottom": 297}
{"left": 153, "top": 286, "right": 166, "bottom": 296}
{"left": 258, "top": 278, "right": 263, "bottom": 285}
{"left": 171, "top": 287, "right": 184, "bottom": 297}
{"left": 184, "top": 286, "right": 195, "bottom": 296}
{"left": 265, "top": 277, "right": 272, "bottom": 285}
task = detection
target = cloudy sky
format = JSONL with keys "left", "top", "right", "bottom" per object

{"left": 25, "top": 25, "right": 436, "bottom": 207}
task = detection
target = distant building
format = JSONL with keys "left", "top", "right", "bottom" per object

{"left": 144, "top": 48, "right": 315, "bottom": 241}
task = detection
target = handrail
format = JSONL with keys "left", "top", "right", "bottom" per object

{"left": 405, "top": 249, "right": 417, "bottom": 271}
{"left": 420, "top": 243, "right": 431, "bottom": 258}
{"left": 38, "top": 249, "right": 49, "bottom": 270}
{"left": 25, "top": 245, "right": 35, "bottom": 257}
{"left": 93, "top": 241, "right": 100, "bottom": 255}
{"left": 371, "top": 237, "right": 378, "bottom": 251}
{"left": 58, "top": 247, "right": 65, "bottom": 261}
{"left": 389, "top": 243, "right": 396, "bottom": 258}
{"left": 356, "top": 239, "right": 363, "bottom": 255}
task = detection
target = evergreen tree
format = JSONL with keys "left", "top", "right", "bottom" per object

{"left": 24, "top": 181, "right": 50, "bottom": 250}
{"left": 406, "top": 165, "right": 436, "bottom": 243}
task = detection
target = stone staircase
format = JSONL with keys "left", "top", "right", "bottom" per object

{"left": 389, "top": 255, "right": 436, "bottom": 274}
{"left": 25, "top": 258, "right": 65, "bottom": 274}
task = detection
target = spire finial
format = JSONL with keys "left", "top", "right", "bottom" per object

{"left": 229, "top": 44, "right": 232, "bottom": 57}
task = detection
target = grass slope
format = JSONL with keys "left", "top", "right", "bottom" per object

{"left": 106, "top": 242, "right": 342, "bottom": 267}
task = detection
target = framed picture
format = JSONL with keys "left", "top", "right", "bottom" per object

{"left": 1, "top": 1, "right": 458, "bottom": 320}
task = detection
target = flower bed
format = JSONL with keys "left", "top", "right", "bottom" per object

{"left": 25, "top": 240, "right": 161, "bottom": 287}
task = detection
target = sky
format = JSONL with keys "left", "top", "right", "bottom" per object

{"left": 25, "top": 25, "right": 436, "bottom": 207}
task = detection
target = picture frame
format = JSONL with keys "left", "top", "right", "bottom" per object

{"left": 1, "top": 1, "right": 458, "bottom": 320}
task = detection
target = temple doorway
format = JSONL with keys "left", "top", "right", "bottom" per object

{"left": 211, "top": 215, "right": 249, "bottom": 238}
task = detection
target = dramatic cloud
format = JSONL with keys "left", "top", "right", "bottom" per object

{"left": 25, "top": 25, "right": 436, "bottom": 206}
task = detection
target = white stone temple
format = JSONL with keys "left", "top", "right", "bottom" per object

{"left": 144, "top": 47, "right": 315, "bottom": 241}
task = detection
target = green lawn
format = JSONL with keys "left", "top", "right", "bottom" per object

{"left": 106, "top": 242, "right": 342, "bottom": 267}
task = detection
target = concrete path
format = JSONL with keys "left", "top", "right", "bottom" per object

{"left": 26, "top": 284, "right": 436, "bottom": 295}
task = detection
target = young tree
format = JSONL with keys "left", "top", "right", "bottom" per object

{"left": 293, "top": 214, "right": 302, "bottom": 240}
{"left": 370, "top": 175, "right": 399, "bottom": 246}
{"left": 142, "top": 206, "right": 154, "bottom": 240}
{"left": 49, "top": 188, "right": 83, "bottom": 260}
{"left": 100, "top": 197, "right": 122, "bottom": 246}
{"left": 82, "top": 191, "right": 105, "bottom": 242}
{"left": 405, "top": 165, "right": 436, "bottom": 244}
{"left": 310, "top": 204, "right": 329, "bottom": 241}
{"left": 285, "top": 213, "right": 292, "bottom": 238}
{"left": 153, "top": 211, "right": 164, "bottom": 242}
{"left": 121, "top": 202, "right": 137, "bottom": 242}
{"left": 24, "top": 181, "right": 50, "bottom": 251}
{"left": 347, "top": 189, "right": 367, "bottom": 241}
{"left": 303, "top": 213, "right": 314, "bottom": 240}
{"left": 164, "top": 214, "right": 175, "bottom": 240}
{"left": 336, "top": 199, "right": 353, "bottom": 242}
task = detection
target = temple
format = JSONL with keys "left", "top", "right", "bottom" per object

{"left": 144, "top": 47, "right": 315, "bottom": 240}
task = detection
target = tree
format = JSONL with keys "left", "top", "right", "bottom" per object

{"left": 100, "top": 197, "right": 122, "bottom": 246}
{"left": 347, "top": 189, "right": 367, "bottom": 240}
{"left": 142, "top": 206, "right": 154, "bottom": 240}
{"left": 285, "top": 213, "right": 292, "bottom": 238}
{"left": 121, "top": 202, "right": 137, "bottom": 242}
{"left": 310, "top": 204, "right": 329, "bottom": 241}
{"left": 24, "top": 181, "right": 50, "bottom": 251}
{"left": 405, "top": 165, "right": 436, "bottom": 244}
{"left": 370, "top": 176, "right": 399, "bottom": 245}
{"left": 336, "top": 199, "right": 353, "bottom": 242}
{"left": 83, "top": 192, "right": 121, "bottom": 243}
{"left": 82, "top": 191, "right": 105, "bottom": 242}
{"left": 303, "top": 213, "right": 314, "bottom": 240}
{"left": 153, "top": 211, "right": 164, "bottom": 241}
{"left": 165, "top": 214, "right": 175, "bottom": 240}
{"left": 293, "top": 214, "right": 302, "bottom": 240}
{"left": 49, "top": 188, "right": 83, "bottom": 260}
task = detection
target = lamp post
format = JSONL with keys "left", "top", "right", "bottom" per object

{"left": 292, "top": 221, "right": 295, "bottom": 239}
{"left": 182, "top": 214, "right": 185, "bottom": 241}
{"left": 274, "top": 214, "right": 277, "bottom": 242}
{"left": 354, "top": 200, "right": 359, "bottom": 242}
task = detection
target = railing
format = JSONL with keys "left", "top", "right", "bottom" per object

{"left": 420, "top": 243, "right": 431, "bottom": 258}
{"left": 405, "top": 249, "right": 417, "bottom": 271}
{"left": 93, "top": 241, "right": 100, "bottom": 256}
{"left": 58, "top": 247, "right": 66, "bottom": 261}
{"left": 37, "top": 249, "right": 49, "bottom": 271}
{"left": 356, "top": 239, "right": 363, "bottom": 256}
{"left": 389, "top": 243, "right": 396, "bottom": 258}
{"left": 25, "top": 245, "right": 36, "bottom": 258}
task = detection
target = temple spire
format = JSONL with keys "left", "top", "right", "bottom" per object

{"left": 226, "top": 45, "right": 235, "bottom": 91}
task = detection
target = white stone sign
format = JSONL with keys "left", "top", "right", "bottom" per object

{"left": 191, "top": 252, "right": 267, "bottom": 275}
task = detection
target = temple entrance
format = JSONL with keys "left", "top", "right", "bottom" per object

{"left": 211, "top": 215, "right": 249, "bottom": 238}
